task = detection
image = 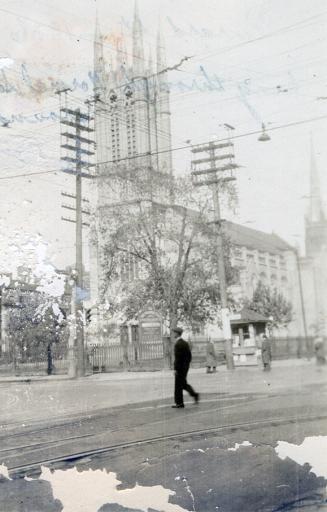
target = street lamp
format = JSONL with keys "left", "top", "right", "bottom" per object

{"left": 258, "top": 123, "right": 271, "bottom": 142}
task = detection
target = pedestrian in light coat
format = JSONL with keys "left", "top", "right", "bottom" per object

{"left": 314, "top": 336, "right": 326, "bottom": 366}
{"left": 172, "top": 327, "right": 199, "bottom": 408}
{"left": 261, "top": 334, "right": 272, "bottom": 371}
{"left": 206, "top": 339, "right": 217, "bottom": 373}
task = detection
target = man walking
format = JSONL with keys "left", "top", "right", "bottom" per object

{"left": 172, "top": 327, "right": 199, "bottom": 408}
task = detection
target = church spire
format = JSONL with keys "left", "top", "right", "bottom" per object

{"left": 308, "top": 136, "right": 325, "bottom": 223}
{"left": 156, "top": 16, "right": 167, "bottom": 74}
{"left": 147, "top": 47, "right": 153, "bottom": 75}
{"left": 133, "top": 0, "right": 144, "bottom": 75}
{"left": 115, "top": 22, "right": 128, "bottom": 80}
{"left": 94, "top": 11, "right": 105, "bottom": 93}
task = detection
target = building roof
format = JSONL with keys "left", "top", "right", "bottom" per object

{"left": 230, "top": 307, "right": 269, "bottom": 325}
{"left": 224, "top": 221, "right": 294, "bottom": 254}
{"left": 135, "top": 202, "right": 294, "bottom": 255}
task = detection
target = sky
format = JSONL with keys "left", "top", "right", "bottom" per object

{"left": 0, "top": 0, "right": 327, "bottom": 273}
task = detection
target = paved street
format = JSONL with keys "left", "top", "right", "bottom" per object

{"left": 0, "top": 360, "right": 327, "bottom": 511}
{"left": 2, "top": 0, "right": 327, "bottom": 510}
{"left": 0, "top": 359, "right": 325, "bottom": 428}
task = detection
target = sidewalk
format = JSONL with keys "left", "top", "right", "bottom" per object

{"left": 1, "top": 358, "right": 326, "bottom": 430}
{"left": 87, "top": 358, "right": 327, "bottom": 396}
{"left": 0, "top": 357, "right": 320, "bottom": 384}
{"left": 0, "top": 374, "right": 72, "bottom": 384}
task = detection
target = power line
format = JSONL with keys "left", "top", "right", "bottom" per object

{"left": 95, "top": 113, "right": 327, "bottom": 166}
{"left": 0, "top": 5, "right": 153, "bottom": 67}
{"left": 1, "top": 110, "right": 326, "bottom": 181}
{"left": 3, "top": 51, "right": 327, "bottom": 146}
{"left": 0, "top": 169, "right": 59, "bottom": 181}
{"left": 192, "top": 9, "right": 327, "bottom": 64}
{"left": 2, "top": 4, "right": 326, "bottom": 112}
{"left": 70, "top": 93, "right": 175, "bottom": 144}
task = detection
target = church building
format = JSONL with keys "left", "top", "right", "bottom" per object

{"left": 299, "top": 141, "right": 327, "bottom": 337}
{"left": 89, "top": 4, "right": 174, "bottom": 340}
{"left": 88, "top": 5, "right": 326, "bottom": 346}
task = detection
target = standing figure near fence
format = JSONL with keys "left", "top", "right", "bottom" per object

{"left": 314, "top": 336, "right": 326, "bottom": 366}
{"left": 47, "top": 342, "right": 53, "bottom": 376}
{"left": 261, "top": 334, "right": 272, "bottom": 371}
{"left": 172, "top": 327, "right": 199, "bottom": 408}
{"left": 206, "top": 339, "right": 217, "bottom": 373}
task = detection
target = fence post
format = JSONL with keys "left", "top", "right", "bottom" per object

{"left": 47, "top": 343, "right": 53, "bottom": 375}
{"left": 296, "top": 337, "right": 302, "bottom": 359}
{"left": 122, "top": 343, "right": 129, "bottom": 370}
{"left": 163, "top": 336, "right": 172, "bottom": 369}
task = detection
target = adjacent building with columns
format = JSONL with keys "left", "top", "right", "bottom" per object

{"left": 223, "top": 140, "right": 327, "bottom": 340}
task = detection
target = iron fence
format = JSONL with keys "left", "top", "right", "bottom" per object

{"left": 88, "top": 342, "right": 164, "bottom": 372}
{"left": 270, "top": 336, "right": 314, "bottom": 359}
{"left": 0, "top": 336, "right": 317, "bottom": 375}
{"left": 0, "top": 343, "right": 69, "bottom": 375}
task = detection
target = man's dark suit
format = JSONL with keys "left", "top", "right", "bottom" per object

{"left": 174, "top": 337, "right": 198, "bottom": 406}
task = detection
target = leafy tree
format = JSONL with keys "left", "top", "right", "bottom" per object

{"left": 245, "top": 281, "right": 293, "bottom": 330}
{"left": 99, "top": 174, "right": 238, "bottom": 339}
{"left": 7, "top": 291, "right": 67, "bottom": 361}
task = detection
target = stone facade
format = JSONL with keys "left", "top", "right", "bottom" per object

{"left": 89, "top": 5, "right": 173, "bottom": 341}
{"left": 88, "top": 7, "right": 325, "bottom": 345}
{"left": 225, "top": 222, "right": 304, "bottom": 338}
{"left": 299, "top": 142, "right": 327, "bottom": 336}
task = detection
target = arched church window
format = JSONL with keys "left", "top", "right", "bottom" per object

{"left": 259, "top": 272, "right": 267, "bottom": 284}
{"left": 271, "top": 274, "right": 278, "bottom": 288}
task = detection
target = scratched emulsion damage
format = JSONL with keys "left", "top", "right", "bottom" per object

{"left": 0, "top": 464, "right": 11, "bottom": 480}
{"left": 0, "top": 57, "right": 14, "bottom": 70}
{"left": 227, "top": 440, "right": 253, "bottom": 451}
{"left": 275, "top": 436, "right": 327, "bottom": 481}
{"left": 1, "top": 437, "right": 327, "bottom": 510}
{"left": 24, "top": 466, "right": 190, "bottom": 512}
{"left": 0, "top": 231, "right": 65, "bottom": 295}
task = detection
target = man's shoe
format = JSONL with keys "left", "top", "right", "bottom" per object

{"left": 194, "top": 393, "right": 200, "bottom": 404}
{"left": 172, "top": 404, "right": 184, "bottom": 408}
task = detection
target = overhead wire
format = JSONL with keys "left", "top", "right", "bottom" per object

{"left": 65, "top": 91, "right": 177, "bottom": 154}
{"left": 0, "top": 5, "right": 153, "bottom": 68}
{"left": 3, "top": 38, "right": 327, "bottom": 146}
{"left": 1, "top": 6, "right": 327, "bottom": 179}
{"left": 2, "top": 3, "right": 327, "bottom": 102}
{"left": 190, "top": 9, "right": 327, "bottom": 64}
{"left": 2, "top": 5, "right": 327, "bottom": 140}
{"left": 1, "top": 112, "right": 327, "bottom": 181}
{"left": 1, "top": 64, "right": 326, "bottom": 179}
{"left": 94, "top": 112, "right": 327, "bottom": 166}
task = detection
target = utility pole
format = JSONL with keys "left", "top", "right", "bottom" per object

{"left": 191, "top": 138, "right": 239, "bottom": 370}
{"left": 294, "top": 248, "right": 310, "bottom": 357}
{"left": 57, "top": 91, "right": 95, "bottom": 377}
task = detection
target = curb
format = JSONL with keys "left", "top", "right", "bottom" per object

{"left": 0, "top": 376, "right": 73, "bottom": 384}
{"left": 0, "top": 359, "right": 317, "bottom": 383}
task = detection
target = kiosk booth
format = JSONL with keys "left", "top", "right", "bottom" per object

{"left": 230, "top": 308, "right": 269, "bottom": 366}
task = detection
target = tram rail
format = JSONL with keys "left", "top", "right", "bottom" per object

{"left": 6, "top": 412, "right": 327, "bottom": 476}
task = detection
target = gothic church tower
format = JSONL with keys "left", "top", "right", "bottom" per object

{"left": 305, "top": 139, "right": 327, "bottom": 256}
{"left": 93, "top": 3, "right": 173, "bottom": 192}
{"left": 89, "top": 4, "right": 173, "bottom": 322}
{"left": 302, "top": 138, "right": 327, "bottom": 336}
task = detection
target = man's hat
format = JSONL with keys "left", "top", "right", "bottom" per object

{"left": 173, "top": 327, "right": 183, "bottom": 335}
